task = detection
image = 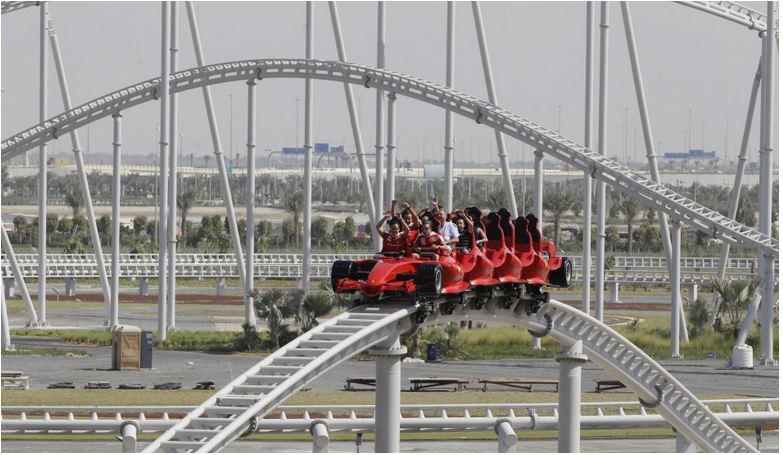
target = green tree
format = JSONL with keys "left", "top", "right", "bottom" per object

{"left": 687, "top": 297, "right": 714, "bottom": 336}
{"left": 332, "top": 216, "right": 356, "bottom": 244}
{"left": 71, "top": 214, "right": 88, "bottom": 238}
{"left": 706, "top": 278, "right": 759, "bottom": 337}
{"left": 613, "top": 191, "right": 643, "bottom": 253}
{"left": 64, "top": 186, "right": 84, "bottom": 216}
{"left": 176, "top": 189, "right": 198, "bottom": 239}
{"left": 298, "top": 293, "right": 332, "bottom": 332}
{"left": 311, "top": 217, "right": 329, "bottom": 248}
{"left": 96, "top": 214, "right": 112, "bottom": 246}
{"left": 132, "top": 215, "right": 149, "bottom": 236}
{"left": 282, "top": 189, "right": 304, "bottom": 245}
{"left": 45, "top": 213, "right": 59, "bottom": 236}
{"left": 252, "top": 288, "right": 300, "bottom": 349}
{"left": 12, "top": 216, "right": 28, "bottom": 241}
{"left": 543, "top": 184, "right": 579, "bottom": 248}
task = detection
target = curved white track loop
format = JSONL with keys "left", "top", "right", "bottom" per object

{"left": 144, "top": 296, "right": 756, "bottom": 453}
{"left": 1, "top": 59, "right": 778, "bottom": 256}
{"left": 0, "top": 1, "right": 38, "bottom": 15}
{"left": 422, "top": 298, "right": 757, "bottom": 453}
{"left": 142, "top": 302, "right": 416, "bottom": 453}
{"left": 675, "top": 1, "right": 770, "bottom": 34}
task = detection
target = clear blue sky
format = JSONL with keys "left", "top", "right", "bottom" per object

{"left": 1, "top": 1, "right": 778, "bottom": 167}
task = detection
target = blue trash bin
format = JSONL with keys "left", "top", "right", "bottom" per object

{"left": 426, "top": 343, "right": 439, "bottom": 362}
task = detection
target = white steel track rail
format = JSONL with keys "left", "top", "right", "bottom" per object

{"left": 2, "top": 399, "right": 777, "bottom": 436}
{"left": 142, "top": 295, "right": 757, "bottom": 453}
{"left": 0, "top": 1, "right": 37, "bottom": 14}
{"left": 142, "top": 302, "right": 417, "bottom": 453}
{"left": 675, "top": 1, "right": 770, "bottom": 34}
{"left": 1, "top": 60, "right": 778, "bottom": 257}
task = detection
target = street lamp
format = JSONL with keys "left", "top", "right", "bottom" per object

{"left": 293, "top": 97, "right": 302, "bottom": 146}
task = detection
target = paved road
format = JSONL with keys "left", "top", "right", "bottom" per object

{"left": 2, "top": 435, "right": 778, "bottom": 453}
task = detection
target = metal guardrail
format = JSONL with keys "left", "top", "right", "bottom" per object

{"left": 1, "top": 254, "right": 774, "bottom": 285}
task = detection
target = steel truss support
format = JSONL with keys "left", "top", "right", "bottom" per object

{"left": 1, "top": 281, "right": 14, "bottom": 351}
{"left": 184, "top": 1, "right": 247, "bottom": 298}
{"left": 671, "top": 220, "right": 682, "bottom": 357}
{"left": 555, "top": 340, "right": 588, "bottom": 453}
{"left": 375, "top": 2, "right": 387, "bottom": 221}
{"left": 758, "top": 1, "right": 776, "bottom": 365}
{"left": 0, "top": 226, "right": 37, "bottom": 325}
{"left": 595, "top": 2, "right": 609, "bottom": 323}
{"left": 157, "top": 1, "right": 171, "bottom": 340}
{"left": 110, "top": 113, "right": 122, "bottom": 329}
{"left": 372, "top": 336, "right": 406, "bottom": 453}
{"left": 245, "top": 78, "right": 257, "bottom": 327}
{"left": 46, "top": 9, "right": 112, "bottom": 315}
{"left": 386, "top": 92, "right": 398, "bottom": 207}
{"left": 302, "top": 1, "right": 314, "bottom": 295}
{"left": 532, "top": 149, "right": 543, "bottom": 350}
{"left": 327, "top": 1, "right": 378, "bottom": 248}
{"left": 37, "top": 1, "right": 48, "bottom": 327}
{"left": 444, "top": 1, "right": 456, "bottom": 212}
{"left": 582, "top": 2, "right": 595, "bottom": 316}
{"left": 471, "top": 1, "right": 518, "bottom": 219}
{"left": 620, "top": 2, "right": 688, "bottom": 344}
{"left": 167, "top": 2, "right": 180, "bottom": 331}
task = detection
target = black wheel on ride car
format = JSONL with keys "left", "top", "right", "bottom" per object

{"left": 331, "top": 260, "right": 357, "bottom": 292}
{"left": 548, "top": 257, "right": 572, "bottom": 287}
{"left": 415, "top": 263, "right": 443, "bottom": 297}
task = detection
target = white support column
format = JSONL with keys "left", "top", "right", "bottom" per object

{"left": 327, "top": 2, "right": 377, "bottom": 243}
{"left": 495, "top": 418, "right": 517, "bottom": 453}
{"left": 386, "top": 92, "right": 397, "bottom": 207}
{"left": 46, "top": 10, "right": 112, "bottom": 311}
{"left": 375, "top": 1, "right": 386, "bottom": 226}
{"left": 595, "top": 1, "right": 609, "bottom": 324}
{"left": 609, "top": 282, "right": 620, "bottom": 303}
{"left": 37, "top": 1, "right": 49, "bottom": 328}
{"left": 686, "top": 283, "right": 698, "bottom": 305}
{"left": 110, "top": 112, "right": 122, "bottom": 329}
{"left": 582, "top": 1, "right": 594, "bottom": 315}
{"left": 245, "top": 78, "right": 257, "bottom": 327}
{"left": 157, "top": 1, "right": 171, "bottom": 341}
{"left": 184, "top": 2, "right": 247, "bottom": 293}
{"left": 675, "top": 431, "right": 696, "bottom": 453}
{"left": 216, "top": 277, "right": 225, "bottom": 296}
{"left": 555, "top": 340, "right": 588, "bottom": 453}
{"left": 1, "top": 226, "right": 38, "bottom": 324}
{"left": 759, "top": 1, "right": 777, "bottom": 366}
{"left": 471, "top": 1, "right": 517, "bottom": 219}
{"left": 65, "top": 278, "right": 76, "bottom": 297}
{"left": 671, "top": 220, "right": 682, "bottom": 358}
{"left": 371, "top": 337, "right": 406, "bottom": 453}
{"left": 120, "top": 421, "right": 140, "bottom": 453}
{"left": 443, "top": 1, "right": 455, "bottom": 212}
{"left": 310, "top": 420, "right": 330, "bottom": 453}
{"left": 1, "top": 282, "right": 14, "bottom": 351}
{"left": 532, "top": 149, "right": 543, "bottom": 350}
{"left": 166, "top": 2, "right": 180, "bottom": 332}
{"left": 139, "top": 278, "right": 149, "bottom": 296}
{"left": 302, "top": 1, "right": 314, "bottom": 295}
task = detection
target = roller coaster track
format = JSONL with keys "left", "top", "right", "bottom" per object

{"left": 2, "top": 59, "right": 778, "bottom": 257}
{"left": 143, "top": 295, "right": 757, "bottom": 453}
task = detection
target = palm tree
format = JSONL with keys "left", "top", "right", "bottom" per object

{"left": 252, "top": 289, "right": 299, "bottom": 349}
{"left": 614, "top": 191, "right": 642, "bottom": 253}
{"left": 177, "top": 189, "right": 199, "bottom": 239}
{"left": 542, "top": 184, "right": 579, "bottom": 247}
{"left": 706, "top": 278, "right": 759, "bottom": 336}
{"left": 203, "top": 154, "right": 211, "bottom": 168}
{"left": 283, "top": 189, "right": 304, "bottom": 246}
{"left": 64, "top": 186, "right": 84, "bottom": 217}
{"left": 298, "top": 293, "right": 332, "bottom": 332}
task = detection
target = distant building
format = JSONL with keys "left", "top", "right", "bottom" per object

{"left": 663, "top": 149, "right": 716, "bottom": 160}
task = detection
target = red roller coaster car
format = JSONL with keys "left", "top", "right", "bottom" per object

{"left": 331, "top": 210, "right": 572, "bottom": 301}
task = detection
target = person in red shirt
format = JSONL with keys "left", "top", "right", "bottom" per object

{"left": 411, "top": 220, "right": 447, "bottom": 261}
{"left": 375, "top": 208, "right": 410, "bottom": 255}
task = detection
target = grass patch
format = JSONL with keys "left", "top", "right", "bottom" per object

{"left": 1, "top": 346, "right": 88, "bottom": 356}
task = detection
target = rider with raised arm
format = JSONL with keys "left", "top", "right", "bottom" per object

{"left": 375, "top": 199, "right": 410, "bottom": 256}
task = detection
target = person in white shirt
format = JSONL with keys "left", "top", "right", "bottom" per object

{"left": 431, "top": 198, "right": 459, "bottom": 253}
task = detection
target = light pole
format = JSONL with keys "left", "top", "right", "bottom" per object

{"left": 228, "top": 94, "right": 235, "bottom": 167}
{"left": 179, "top": 132, "right": 184, "bottom": 189}
{"left": 687, "top": 108, "right": 692, "bottom": 153}
{"left": 293, "top": 97, "right": 302, "bottom": 146}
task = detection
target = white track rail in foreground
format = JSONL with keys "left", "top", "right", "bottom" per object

{"left": 144, "top": 296, "right": 757, "bottom": 453}
{"left": 1, "top": 59, "right": 778, "bottom": 256}
{"left": 2, "top": 400, "right": 777, "bottom": 436}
